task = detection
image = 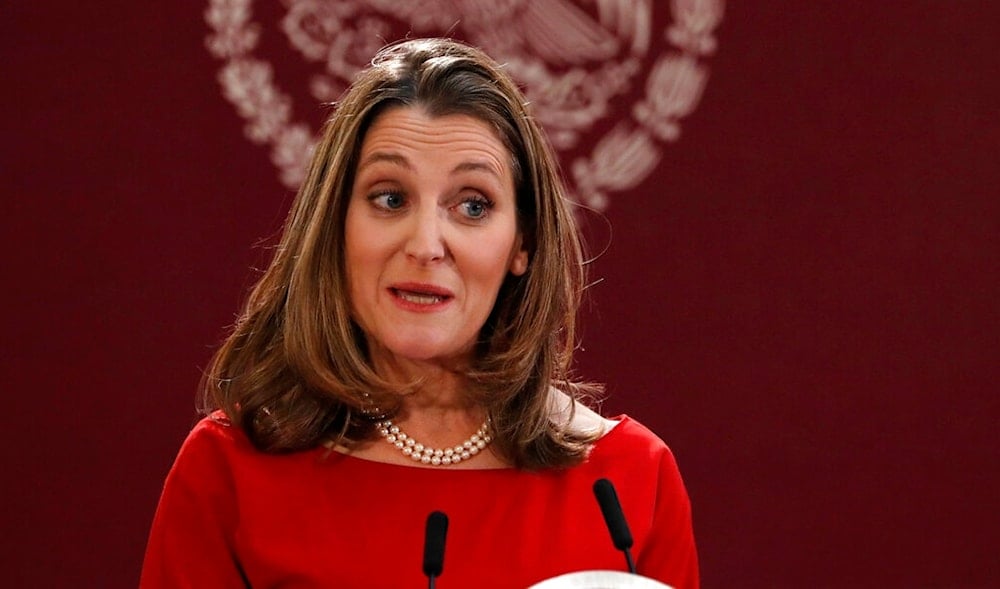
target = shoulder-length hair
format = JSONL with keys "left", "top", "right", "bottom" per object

{"left": 202, "top": 37, "right": 601, "bottom": 469}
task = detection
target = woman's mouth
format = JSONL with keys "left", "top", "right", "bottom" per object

{"left": 394, "top": 290, "right": 446, "bottom": 305}
{"left": 389, "top": 283, "right": 454, "bottom": 308}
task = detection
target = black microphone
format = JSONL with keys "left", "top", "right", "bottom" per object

{"left": 593, "top": 478, "right": 636, "bottom": 574}
{"left": 422, "top": 511, "right": 449, "bottom": 589}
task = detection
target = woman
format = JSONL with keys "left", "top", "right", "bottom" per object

{"left": 141, "top": 38, "right": 698, "bottom": 588}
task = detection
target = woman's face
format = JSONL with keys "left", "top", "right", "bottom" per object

{"left": 344, "top": 106, "right": 528, "bottom": 368}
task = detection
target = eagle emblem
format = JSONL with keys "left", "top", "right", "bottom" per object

{"left": 205, "top": 0, "right": 723, "bottom": 210}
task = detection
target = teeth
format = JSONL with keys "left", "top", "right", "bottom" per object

{"left": 398, "top": 291, "right": 443, "bottom": 305}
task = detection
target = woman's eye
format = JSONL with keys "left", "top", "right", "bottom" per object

{"left": 457, "top": 197, "right": 493, "bottom": 220}
{"left": 371, "top": 191, "right": 405, "bottom": 210}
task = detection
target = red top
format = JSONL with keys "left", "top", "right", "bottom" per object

{"left": 140, "top": 414, "right": 698, "bottom": 589}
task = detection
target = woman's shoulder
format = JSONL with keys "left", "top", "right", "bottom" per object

{"left": 593, "top": 415, "right": 669, "bottom": 453}
{"left": 547, "top": 389, "right": 676, "bottom": 467}
{"left": 184, "top": 410, "right": 238, "bottom": 441}
{"left": 549, "top": 390, "right": 665, "bottom": 447}
{"left": 580, "top": 416, "right": 685, "bottom": 497}
{"left": 585, "top": 410, "right": 679, "bottom": 472}
{"left": 172, "top": 411, "right": 256, "bottom": 464}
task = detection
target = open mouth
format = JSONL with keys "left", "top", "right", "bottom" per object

{"left": 390, "top": 287, "right": 452, "bottom": 305}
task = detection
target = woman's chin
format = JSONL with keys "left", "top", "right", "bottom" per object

{"left": 377, "top": 337, "right": 472, "bottom": 367}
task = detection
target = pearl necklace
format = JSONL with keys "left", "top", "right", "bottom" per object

{"left": 375, "top": 418, "right": 492, "bottom": 466}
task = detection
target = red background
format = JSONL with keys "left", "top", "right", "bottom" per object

{"left": 3, "top": 2, "right": 997, "bottom": 587}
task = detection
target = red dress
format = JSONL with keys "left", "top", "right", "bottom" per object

{"left": 140, "top": 414, "right": 698, "bottom": 588}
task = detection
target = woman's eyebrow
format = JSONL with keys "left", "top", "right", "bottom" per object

{"left": 450, "top": 160, "right": 504, "bottom": 180}
{"left": 359, "top": 153, "right": 505, "bottom": 182}
{"left": 357, "top": 151, "right": 411, "bottom": 171}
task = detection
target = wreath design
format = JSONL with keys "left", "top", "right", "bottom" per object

{"left": 205, "top": 0, "right": 723, "bottom": 210}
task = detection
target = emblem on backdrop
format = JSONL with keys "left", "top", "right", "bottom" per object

{"left": 205, "top": 0, "right": 723, "bottom": 211}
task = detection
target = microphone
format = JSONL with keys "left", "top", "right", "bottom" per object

{"left": 593, "top": 478, "right": 636, "bottom": 574}
{"left": 422, "top": 511, "right": 449, "bottom": 589}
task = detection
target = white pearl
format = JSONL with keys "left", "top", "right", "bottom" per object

{"left": 376, "top": 417, "right": 492, "bottom": 467}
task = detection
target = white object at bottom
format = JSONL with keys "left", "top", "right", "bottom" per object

{"left": 527, "top": 570, "right": 674, "bottom": 589}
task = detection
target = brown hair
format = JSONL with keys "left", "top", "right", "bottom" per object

{"left": 202, "top": 38, "right": 601, "bottom": 469}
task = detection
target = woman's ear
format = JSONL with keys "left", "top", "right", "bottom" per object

{"left": 510, "top": 248, "right": 529, "bottom": 276}
{"left": 509, "top": 234, "right": 529, "bottom": 276}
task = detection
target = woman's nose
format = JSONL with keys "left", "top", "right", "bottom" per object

{"left": 403, "top": 208, "right": 447, "bottom": 264}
